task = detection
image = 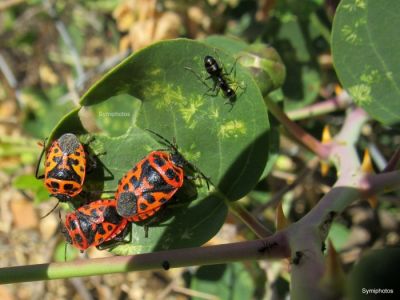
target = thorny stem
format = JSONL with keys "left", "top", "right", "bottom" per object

{"left": 264, "top": 96, "right": 330, "bottom": 159}
{"left": 0, "top": 234, "right": 290, "bottom": 284}
{"left": 287, "top": 106, "right": 400, "bottom": 299}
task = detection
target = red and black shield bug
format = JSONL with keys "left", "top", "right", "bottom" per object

{"left": 115, "top": 129, "right": 211, "bottom": 228}
{"left": 36, "top": 133, "right": 108, "bottom": 217}
{"left": 61, "top": 199, "right": 128, "bottom": 251}
{"left": 36, "top": 133, "right": 88, "bottom": 202}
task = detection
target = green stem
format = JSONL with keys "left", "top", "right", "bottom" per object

{"left": 0, "top": 235, "right": 290, "bottom": 284}
{"left": 264, "top": 97, "right": 330, "bottom": 159}
{"left": 229, "top": 202, "right": 273, "bottom": 238}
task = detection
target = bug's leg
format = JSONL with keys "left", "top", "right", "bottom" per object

{"left": 224, "top": 56, "right": 240, "bottom": 77}
{"left": 184, "top": 66, "right": 213, "bottom": 90}
{"left": 184, "top": 167, "right": 212, "bottom": 190}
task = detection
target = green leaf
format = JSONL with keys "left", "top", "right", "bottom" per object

{"left": 265, "top": 7, "right": 323, "bottom": 110}
{"left": 50, "top": 39, "right": 270, "bottom": 254}
{"left": 191, "top": 263, "right": 255, "bottom": 300}
{"left": 348, "top": 248, "right": 400, "bottom": 299}
{"left": 203, "top": 36, "right": 281, "bottom": 178}
{"left": 332, "top": 0, "right": 400, "bottom": 125}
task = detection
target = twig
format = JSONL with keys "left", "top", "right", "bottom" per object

{"left": 382, "top": 146, "right": 400, "bottom": 173}
{"left": 287, "top": 107, "right": 370, "bottom": 299}
{"left": 287, "top": 92, "right": 352, "bottom": 121}
{"left": 368, "top": 142, "right": 387, "bottom": 171}
{"left": 254, "top": 157, "right": 319, "bottom": 214}
{"left": 0, "top": 52, "right": 24, "bottom": 108}
{"left": 75, "top": 49, "right": 130, "bottom": 91}
{"left": 264, "top": 96, "right": 330, "bottom": 159}
{"left": 56, "top": 50, "right": 130, "bottom": 102}
{"left": 0, "top": 233, "right": 289, "bottom": 284}
{"left": 229, "top": 202, "right": 273, "bottom": 238}
{"left": 69, "top": 278, "right": 94, "bottom": 300}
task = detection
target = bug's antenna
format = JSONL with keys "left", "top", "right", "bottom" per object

{"left": 146, "top": 129, "right": 178, "bottom": 152}
{"left": 40, "top": 200, "right": 60, "bottom": 219}
{"left": 35, "top": 138, "right": 48, "bottom": 179}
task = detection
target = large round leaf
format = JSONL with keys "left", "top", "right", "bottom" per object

{"left": 332, "top": 0, "right": 400, "bottom": 125}
{"left": 50, "top": 39, "right": 270, "bottom": 254}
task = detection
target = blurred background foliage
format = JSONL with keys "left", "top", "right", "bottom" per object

{"left": 0, "top": 0, "right": 399, "bottom": 299}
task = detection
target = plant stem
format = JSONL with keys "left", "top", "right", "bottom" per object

{"left": 0, "top": 234, "right": 290, "bottom": 284}
{"left": 287, "top": 94, "right": 351, "bottom": 121}
{"left": 229, "top": 202, "right": 273, "bottom": 238}
{"left": 264, "top": 97, "right": 330, "bottom": 159}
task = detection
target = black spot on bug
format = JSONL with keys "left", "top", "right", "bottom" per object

{"left": 123, "top": 183, "right": 130, "bottom": 191}
{"left": 90, "top": 209, "right": 99, "bottom": 218}
{"left": 104, "top": 206, "right": 123, "bottom": 224}
{"left": 52, "top": 156, "right": 61, "bottom": 163}
{"left": 159, "top": 198, "right": 168, "bottom": 204}
{"left": 51, "top": 181, "right": 60, "bottom": 189}
{"left": 98, "top": 237, "right": 104, "bottom": 243}
{"left": 165, "top": 168, "right": 175, "bottom": 180}
{"left": 107, "top": 225, "right": 113, "bottom": 231}
{"left": 64, "top": 183, "right": 73, "bottom": 190}
{"left": 46, "top": 182, "right": 52, "bottom": 188}
{"left": 130, "top": 176, "right": 139, "bottom": 188}
{"left": 74, "top": 234, "right": 83, "bottom": 246}
{"left": 54, "top": 148, "right": 59, "bottom": 153}
{"left": 139, "top": 203, "right": 148, "bottom": 211}
{"left": 46, "top": 162, "right": 50, "bottom": 167}
{"left": 154, "top": 155, "right": 165, "bottom": 167}
{"left": 80, "top": 166, "right": 84, "bottom": 172}
{"left": 98, "top": 224, "right": 106, "bottom": 235}
{"left": 143, "top": 193, "right": 155, "bottom": 204}
{"left": 175, "top": 175, "right": 180, "bottom": 182}
{"left": 69, "top": 221, "right": 76, "bottom": 230}
{"left": 162, "top": 260, "right": 170, "bottom": 270}
{"left": 75, "top": 151, "right": 80, "bottom": 156}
